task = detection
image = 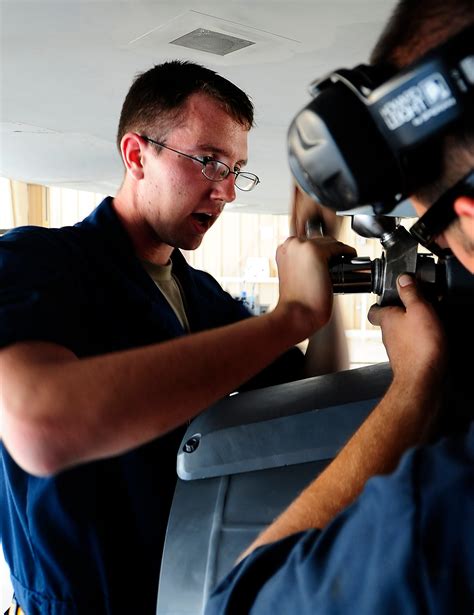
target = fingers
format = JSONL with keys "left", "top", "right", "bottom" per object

{"left": 305, "top": 236, "right": 357, "bottom": 261}
{"left": 367, "top": 301, "right": 401, "bottom": 326}
{"left": 368, "top": 273, "right": 425, "bottom": 326}
{"left": 278, "top": 235, "right": 355, "bottom": 258}
{"left": 396, "top": 273, "right": 423, "bottom": 309}
{"left": 367, "top": 303, "right": 383, "bottom": 326}
{"left": 320, "top": 238, "right": 357, "bottom": 261}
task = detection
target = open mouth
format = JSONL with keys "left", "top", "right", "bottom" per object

{"left": 193, "top": 213, "right": 213, "bottom": 224}
{"left": 191, "top": 212, "right": 215, "bottom": 233}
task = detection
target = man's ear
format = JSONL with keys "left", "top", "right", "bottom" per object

{"left": 120, "top": 133, "right": 145, "bottom": 180}
{"left": 453, "top": 196, "right": 474, "bottom": 219}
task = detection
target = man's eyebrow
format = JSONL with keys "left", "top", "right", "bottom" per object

{"left": 197, "top": 143, "right": 247, "bottom": 166}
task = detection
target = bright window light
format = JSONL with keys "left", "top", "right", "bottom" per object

{"left": 0, "top": 178, "right": 14, "bottom": 230}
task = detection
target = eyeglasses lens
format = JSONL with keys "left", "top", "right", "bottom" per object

{"left": 202, "top": 160, "right": 259, "bottom": 191}
{"left": 235, "top": 173, "right": 258, "bottom": 191}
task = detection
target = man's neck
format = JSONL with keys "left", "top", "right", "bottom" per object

{"left": 139, "top": 244, "right": 174, "bottom": 266}
{"left": 111, "top": 194, "right": 173, "bottom": 265}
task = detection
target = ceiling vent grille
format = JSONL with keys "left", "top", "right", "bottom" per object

{"left": 170, "top": 28, "right": 255, "bottom": 56}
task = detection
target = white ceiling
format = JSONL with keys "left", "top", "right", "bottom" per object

{"left": 0, "top": 0, "right": 398, "bottom": 214}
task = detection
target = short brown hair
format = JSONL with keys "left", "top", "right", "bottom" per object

{"left": 371, "top": 0, "right": 473, "bottom": 68}
{"left": 116, "top": 60, "right": 254, "bottom": 151}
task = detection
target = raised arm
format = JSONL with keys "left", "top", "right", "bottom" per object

{"left": 0, "top": 236, "right": 354, "bottom": 477}
{"left": 290, "top": 183, "right": 352, "bottom": 375}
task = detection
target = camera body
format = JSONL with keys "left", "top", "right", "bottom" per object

{"left": 329, "top": 215, "right": 471, "bottom": 306}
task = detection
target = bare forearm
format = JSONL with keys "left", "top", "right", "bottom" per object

{"left": 242, "top": 372, "right": 440, "bottom": 557}
{"left": 241, "top": 277, "right": 447, "bottom": 560}
{"left": 304, "top": 300, "right": 349, "bottom": 376}
{"left": 1, "top": 234, "right": 357, "bottom": 476}
{"left": 1, "top": 306, "right": 307, "bottom": 474}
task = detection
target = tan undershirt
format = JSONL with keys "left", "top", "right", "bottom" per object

{"left": 142, "top": 260, "right": 190, "bottom": 331}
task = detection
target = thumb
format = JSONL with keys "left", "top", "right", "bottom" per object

{"left": 397, "top": 273, "right": 423, "bottom": 308}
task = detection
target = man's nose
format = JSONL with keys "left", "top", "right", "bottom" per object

{"left": 213, "top": 174, "right": 236, "bottom": 203}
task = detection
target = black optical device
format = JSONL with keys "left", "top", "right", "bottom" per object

{"left": 288, "top": 25, "right": 473, "bottom": 306}
{"left": 327, "top": 213, "right": 473, "bottom": 306}
{"left": 288, "top": 24, "right": 474, "bottom": 214}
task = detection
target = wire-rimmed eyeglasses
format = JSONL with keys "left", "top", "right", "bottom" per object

{"left": 141, "top": 136, "right": 260, "bottom": 192}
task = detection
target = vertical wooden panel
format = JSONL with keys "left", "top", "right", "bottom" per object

{"left": 255, "top": 214, "right": 270, "bottom": 256}
{"left": 0, "top": 179, "right": 14, "bottom": 230}
{"left": 27, "top": 184, "right": 47, "bottom": 226}
{"left": 200, "top": 215, "right": 222, "bottom": 278}
{"left": 221, "top": 212, "right": 241, "bottom": 278}
{"left": 10, "top": 181, "right": 29, "bottom": 226}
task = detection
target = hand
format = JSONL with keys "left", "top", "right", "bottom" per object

{"left": 368, "top": 274, "right": 446, "bottom": 382}
{"left": 275, "top": 236, "right": 356, "bottom": 339}
{"left": 290, "top": 183, "right": 344, "bottom": 239}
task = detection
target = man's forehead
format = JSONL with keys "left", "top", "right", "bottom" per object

{"left": 195, "top": 141, "right": 248, "bottom": 165}
{"left": 170, "top": 95, "right": 249, "bottom": 161}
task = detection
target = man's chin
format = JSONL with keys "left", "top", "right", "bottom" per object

{"left": 178, "top": 236, "right": 204, "bottom": 251}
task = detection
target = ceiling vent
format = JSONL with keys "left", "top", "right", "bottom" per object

{"left": 170, "top": 28, "right": 255, "bottom": 56}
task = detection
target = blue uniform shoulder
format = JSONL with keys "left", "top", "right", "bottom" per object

{"left": 206, "top": 426, "right": 474, "bottom": 614}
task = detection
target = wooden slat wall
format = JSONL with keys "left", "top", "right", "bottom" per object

{"left": 185, "top": 211, "right": 386, "bottom": 331}
{"left": 48, "top": 187, "right": 105, "bottom": 227}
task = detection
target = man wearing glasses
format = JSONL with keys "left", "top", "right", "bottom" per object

{"left": 0, "top": 61, "right": 354, "bottom": 615}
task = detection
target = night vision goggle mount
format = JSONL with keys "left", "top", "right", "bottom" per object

{"left": 328, "top": 210, "right": 472, "bottom": 306}
{"left": 328, "top": 171, "right": 474, "bottom": 306}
